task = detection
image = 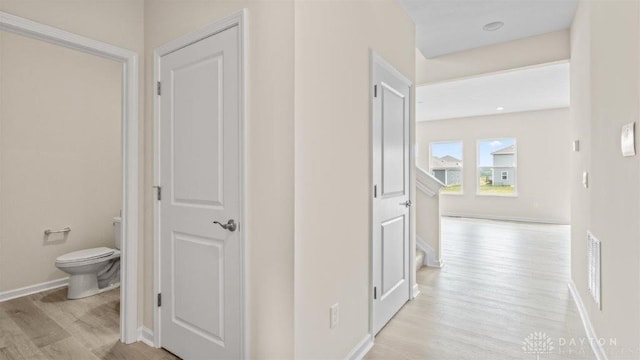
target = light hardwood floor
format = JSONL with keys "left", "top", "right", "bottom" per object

{"left": 366, "top": 217, "right": 596, "bottom": 360}
{"left": 0, "top": 287, "right": 178, "bottom": 360}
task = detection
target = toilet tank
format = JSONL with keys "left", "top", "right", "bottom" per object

{"left": 113, "top": 217, "right": 122, "bottom": 250}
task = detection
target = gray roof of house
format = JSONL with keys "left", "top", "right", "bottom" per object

{"left": 439, "top": 155, "right": 460, "bottom": 163}
{"left": 491, "top": 144, "right": 515, "bottom": 155}
{"left": 431, "top": 156, "right": 462, "bottom": 169}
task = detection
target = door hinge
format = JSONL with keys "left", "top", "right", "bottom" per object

{"left": 157, "top": 293, "right": 162, "bottom": 307}
{"left": 374, "top": 84, "right": 377, "bottom": 97}
{"left": 374, "top": 185, "right": 377, "bottom": 198}
{"left": 154, "top": 186, "right": 162, "bottom": 201}
{"left": 157, "top": 81, "right": 161, "bottom": 96}
{"left": 374, "top": 286, "right": 377, "bottom": 300}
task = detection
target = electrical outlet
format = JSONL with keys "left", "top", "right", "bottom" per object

{"left": 330, "top": 303, "right": 339, "bottom": 329}
{"left": 582, "top": 171, "right": 589, "bottom": 188}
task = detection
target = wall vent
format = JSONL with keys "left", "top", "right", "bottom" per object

{"left": 587, "top": 231, "right": 601, "bottom": 309}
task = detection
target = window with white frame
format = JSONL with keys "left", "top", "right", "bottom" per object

{"left": 477, "top": 138, "right": 517, "bottom": 195}
{"left": 429, "top": 141, "right": 463, "bottom": 194}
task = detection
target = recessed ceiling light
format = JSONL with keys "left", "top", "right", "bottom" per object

{"left": 483, "top": 21, "right": 504, "bottom": 32}
{"left": 496, "top": 106, "right": 505, "bottom": 111}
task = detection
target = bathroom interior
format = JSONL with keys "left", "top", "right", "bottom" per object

{"left": 0, "top": 27, "right": 123, "bottom": 335}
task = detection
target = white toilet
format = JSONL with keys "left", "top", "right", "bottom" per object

{"left": 55, "top": 217, "right": 122, "bottom": 299}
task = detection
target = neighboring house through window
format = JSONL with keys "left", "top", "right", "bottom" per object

{"left": 429, "top": 141, "right": 463, "bottom": 194}
{"left": 477, "top": 139, "right": 517, "bottom": 195}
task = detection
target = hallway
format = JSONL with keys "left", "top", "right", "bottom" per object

{"left": 366, "top": 217, "right": 595, "bottom": 360}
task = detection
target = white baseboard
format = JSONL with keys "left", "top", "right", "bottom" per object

{"left": 427, "top": 257, "right": 444, "bottom": 268}
{"left": 568, "top": 281, "right": 607, "bottom": 360}
{"left": 138, "top": 326, "right": 155, "bottom": 347}
{"left": 0, "top": 277, "right": 68, "bottom": 302}
{"left": 412, "top": 284, "right": 421, "bottom": 299}
{"left": 345, "top": 334, "right": 374, "bottom": 360}
{"left": 442, "top": 213, "right": 568, "bottom": 225}
{"left": 416, "top": 236, "right": 443, "bottom": 268}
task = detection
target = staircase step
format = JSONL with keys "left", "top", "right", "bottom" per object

{"left": 415, "top": 248, "right": 425, "bottom": 271}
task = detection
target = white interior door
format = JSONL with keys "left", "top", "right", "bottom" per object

{"left": 158, "top": 25, "right": 242, "bottom": 359}
{"left": 371, "top": 55, "right": 411, "bottom": 335}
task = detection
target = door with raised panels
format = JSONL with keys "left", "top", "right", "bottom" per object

{"left": 371, "top": 54, "right": 411, "bottom": 335}
{"left": 158, "top": 25, "right": 241, "bottom": 359}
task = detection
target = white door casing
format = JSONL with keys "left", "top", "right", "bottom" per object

{"left": 371, "top": 53, "right": 412, "bottom": 335}
{"left": 157, "top": 22, "right": 243, "bottom": 359}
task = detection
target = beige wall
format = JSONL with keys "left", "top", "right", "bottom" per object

{"left": 0, "top": 31, "right": 122, "bottom": 291}
{"left": 143, "top": 1, "right": 295, "bottom": 357}
{"left": 293, "top": 1, "right": 415, "bottom": 358}
{"left": 417, "top": 108, "right": 571, "bottom": 224}
{"left": 417, "top": 30, "right": 570, "bottom": 85}
{"left": 570, "top": 1, "right": 640, "bottom": 354}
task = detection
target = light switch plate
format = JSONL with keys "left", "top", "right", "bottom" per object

{"left": 330, "top": 303, "right": 339, "bottom": 329}
{"left": 583, "top": 171, "right": 589, "bottom": 188}
{"left": 573, "top": 140, "right": 580, "bottom": 152}
{"left": 621, "top": 122, "right": 635, "bottom": 156}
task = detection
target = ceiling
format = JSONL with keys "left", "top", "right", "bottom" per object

{"left": 416, "top": 62, "right": 569, "bottom": 121}
{"left": 400, "top": 0, "right": 579, "bottom": 58}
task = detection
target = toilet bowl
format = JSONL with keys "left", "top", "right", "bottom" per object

{"left": 55, "top": 217, "right": 122, "bottom": 299}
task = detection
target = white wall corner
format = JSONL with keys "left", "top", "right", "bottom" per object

{"left": 568, "top": 281, "right": 607, "bottom": 360}
{"left": 416, "top": 236, "right": 443, "bottom": 268}
{"left": 345, "top": 334, "right": 374, "bottom": 360}
{"left": 137, "top": 326, "right": 155, "bottom": 348}
{"left": 0, "top": 278, "right": 69, "bottom": 303}
{"left": 412, "top": 283, "right": 421, "bottom": 299}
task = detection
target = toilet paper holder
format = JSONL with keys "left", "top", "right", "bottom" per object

{"left": 44, "top": 227, "right": 71, "bottom": 235}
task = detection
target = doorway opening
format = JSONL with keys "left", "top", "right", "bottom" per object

{"left": 0, "top": 12, "right": 139, "bottom": 343}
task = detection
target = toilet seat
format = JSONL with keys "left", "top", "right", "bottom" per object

{"left": 56, "top": 247, "right": 115, "bottom": 264}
